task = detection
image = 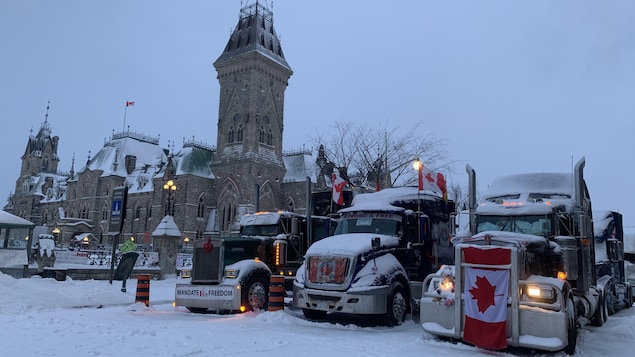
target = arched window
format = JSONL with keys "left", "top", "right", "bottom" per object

{"left": 259, "top": 127, "right": 265, "bottom": 143}
{"left": 135, "top": 202, "right": 142, "bottom": 220}
{"left": 237, "top": 124, "right": 244, "bottom": 142}
{"left": 197, "top": 196, "right": 205, "bottom": 218}
{"left": 101, "top": 205, "right": 108, "bottom": 221}
{"left": 267, "top": 128, "right": 273, "bottom": 146}
{"left": 228, "top": 126, "right": 235, "bottom": 143}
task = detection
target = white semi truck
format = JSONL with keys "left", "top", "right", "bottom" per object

{"left": 293, "top": 186, "right": 455, "bottom": 326}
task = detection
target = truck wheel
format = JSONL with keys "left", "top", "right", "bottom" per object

{"left": 563, "top": 297, "right": 577, "bottom": 355}
{"left": 590, "top": 292, "right": 605, "bottom": 326}
{"left": 607, "top": 286, "right": 616, "bottom": 315}
{"left": 242, "top": 275, "right": 269, "bottom": 312}
{"left": 384, "top": 282, "right": 407, "bottom": 327}
{"left": 302, "top": 308, "right": 327, "bottom": 321}
{"left": 186, "top": 307, "right": 208, "bottom": 314}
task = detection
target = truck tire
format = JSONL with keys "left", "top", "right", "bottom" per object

{"left": 563, "top": 297, "right": 577, "bottom": 355}
{"left": 607, "top": 285, "right": 616, "bottom": 316}
{"left": 302, "top": 308, "right": 327, "bottom": 321}
{"left": 384, "top": 282, "right": 407, "bottom": 327}
{"left": 590, "top": 292, "right": 606, "bottom": 326}
{"left": 186, "top": 307, "right": 208, "bottom": 314}
{"left": 242, "top": 275, "right": 269, "bottom": 312}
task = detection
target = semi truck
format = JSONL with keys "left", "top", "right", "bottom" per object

{"left": 292, "top": 186, "right": 455, "bottom": 326}
{"left": 175, "top": 211, "right": 334, "bottom": 313}
{"left": 420, "top": 158, "right": 632, "bottom": 354}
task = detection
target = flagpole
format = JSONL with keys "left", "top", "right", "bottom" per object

{"left": 123, "top": 105, "right": 128, "bottom": 132}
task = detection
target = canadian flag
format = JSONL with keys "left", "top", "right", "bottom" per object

{"left": 423, "top": 168, "right": 447, "bottom": 200}
{"left": 126, "top": 101, "right": 135, "bottom": 107}
{"left": 332, "top": 173, "right": 346, "bottom": 205}
{"left": 463, "top": 246, "right": 510, "bottom": 350}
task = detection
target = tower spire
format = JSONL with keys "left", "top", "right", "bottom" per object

{"left": 44, "top": 100, "right": 50, "bottom": 123}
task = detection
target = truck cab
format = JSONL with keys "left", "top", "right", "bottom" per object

{"left": 293, "top": 187, "right": 454, "bottom": 326}
{"left": 175, "top": 211, "right": 334, "bottom": 313}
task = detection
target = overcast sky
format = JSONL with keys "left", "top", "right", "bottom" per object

{"left": 2, "top": 1, "right": 634, "bottom": 228}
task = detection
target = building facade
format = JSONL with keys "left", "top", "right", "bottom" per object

{"left": 4, "top": 2, "right": 328, "bottom": 249}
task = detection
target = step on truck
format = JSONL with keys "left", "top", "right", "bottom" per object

{"left": 293, "top": 186, "right": 455, "bottom": 326}
{"left": 420, "top": 157, "right": 632, "bottom": 354}
{"left": 175, "top": 211, "right": 334, "bottom": 313}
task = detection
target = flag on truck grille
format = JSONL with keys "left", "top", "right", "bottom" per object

{"left": 463, "top": 246, "right": 510, "bottom": 350}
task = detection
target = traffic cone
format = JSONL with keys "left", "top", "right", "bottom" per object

{"left": 135, "top": 274, "right": 151, "bottom": 307}
{"left": 268, "top": 275, "right": 285, "bottom": 311}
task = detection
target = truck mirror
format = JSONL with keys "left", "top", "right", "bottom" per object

{"left": 371, "top": 237, "right": 381, "bottom": 250}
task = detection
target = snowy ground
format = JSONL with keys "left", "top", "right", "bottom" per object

{"left": 1, "top": 273, "right": 634, "bottom": 357}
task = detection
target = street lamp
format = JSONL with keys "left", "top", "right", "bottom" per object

{"left": 183, "top": 236, "right": 190, "bottom": 250}
{"left": 52, "top": 227, "right": 60, "bottom": 246}
{"left": 413, "top": 158, "right": 424, "bottom": 191}
{"left": 163, "top": 179, "right": 177, "bottom": 216}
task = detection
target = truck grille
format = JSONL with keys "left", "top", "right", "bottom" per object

{"left": 307, "top": 256, "right": 350, "bottom": 286}
{"left": 191, "top": 238, "right": 223, "bottom": 284}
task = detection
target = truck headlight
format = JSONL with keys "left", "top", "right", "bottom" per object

{"left": 524, "top": 284, "right": 555, "bottom": 301}
{"left": 433, "top": 277, "right": 455, "bottom": 295}
{"left": 225, "top": 269, "right": 239, "bottom": 279}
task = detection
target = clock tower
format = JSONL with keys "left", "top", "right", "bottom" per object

{"left": 213, "top": 1, "right": 293, "bottom": 232}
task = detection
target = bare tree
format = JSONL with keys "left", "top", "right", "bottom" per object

{"left": 310, "top": 120, "right": 452, "bottom": 189}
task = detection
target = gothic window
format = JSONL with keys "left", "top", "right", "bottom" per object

{"left": 197, "top": 196, "right": 205, "bottom": 218}
{"left": 259, "top": 127, "right": 265, "bottom": 143}
{"left": 104, "top": 185, "right": 110, "bottom": 197}
{"left": 101, "top": 205, "right": 108, "bottom": 221}
{"left": 286, "top": 197, "right": 295, "bottom": 213}
{"left": 196, "top": 230, "right": 203, "bottom": 240}
{"left": 263, "top": 115, "right": 270, "bottom": 124}
{"left": 135, "top": 202, "right": 142, "bottom": 220}
{"left": 228, "top": 126, "right": 235, "bottom": 143}
{"left": 41, "top": 156, "right": 49, "bottom": 171}
{"left": 42, "top": 209, "right": 49, "bottom": 225}
{"left": 218, "top": 180, "right": 238, "bottom": 234}
{"left": 267, "top": 129, "right": 273, "bottom": 146}
{"left": 237, "top": 124, "right": 243, "bottom": 142}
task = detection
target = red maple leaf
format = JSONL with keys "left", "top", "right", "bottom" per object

{"left": 469, "top": 275, "right": 497, "bottom": 313}
{"left": 320, "top": 262, "right": 333, "bottom": 276}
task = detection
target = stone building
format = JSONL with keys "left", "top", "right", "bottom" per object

{"left": 4, "top": 2, "right": 331, "bottom": 248}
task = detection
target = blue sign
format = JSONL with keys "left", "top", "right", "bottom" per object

{"left": 112, "top": 200, "right": 122, "bottom": 217}
{"left": 108, "top": 186, "right": 127, "bottom": 235}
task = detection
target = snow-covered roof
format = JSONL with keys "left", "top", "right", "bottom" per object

{"left": 477, "top": 172, "right": 576, "bottom": 215}
{"left": 152, "top": 215, "right": 182, "bottom": 237}
{"left": 173, "top": 141, "right": 215, "bottom": 179}
{"left": 0, "top": 210, "right": 35, "bottom": 227}
{"left": 281, "top": 151, "right": 321, "bottom": 183}
{"left": 81, "top": 132, "right": 166, "bottom": 179}
{"left": 340, "top": 186, "right": 442, "bottom": 213}
{"left": 239, "top": 212, "right": 283, "bottom": 226}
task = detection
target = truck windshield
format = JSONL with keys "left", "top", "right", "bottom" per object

{"left": 241, "top": 224, "right": 279, "bottom": 236}
{"left": 334, "top": 213, "right": 402, "bottom": 236}
{"left": 476, "top": 215, "right": 552, "bottom": 236}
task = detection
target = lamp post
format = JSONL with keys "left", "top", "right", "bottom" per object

{"left": 163, "top": 179, "right": 177, "bottom": 216}
{"left": 52, "top": 227, "right": 60, "bottom": 246}
{"left": 413, "top": 157, "right": 424, "bottom": 191}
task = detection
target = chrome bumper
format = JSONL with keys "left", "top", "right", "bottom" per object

{"left": 293, "top": 283, "right": 390, "bottom": 315}
{"left": 420, "top": 296, "right": 568, "bottom": 352}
